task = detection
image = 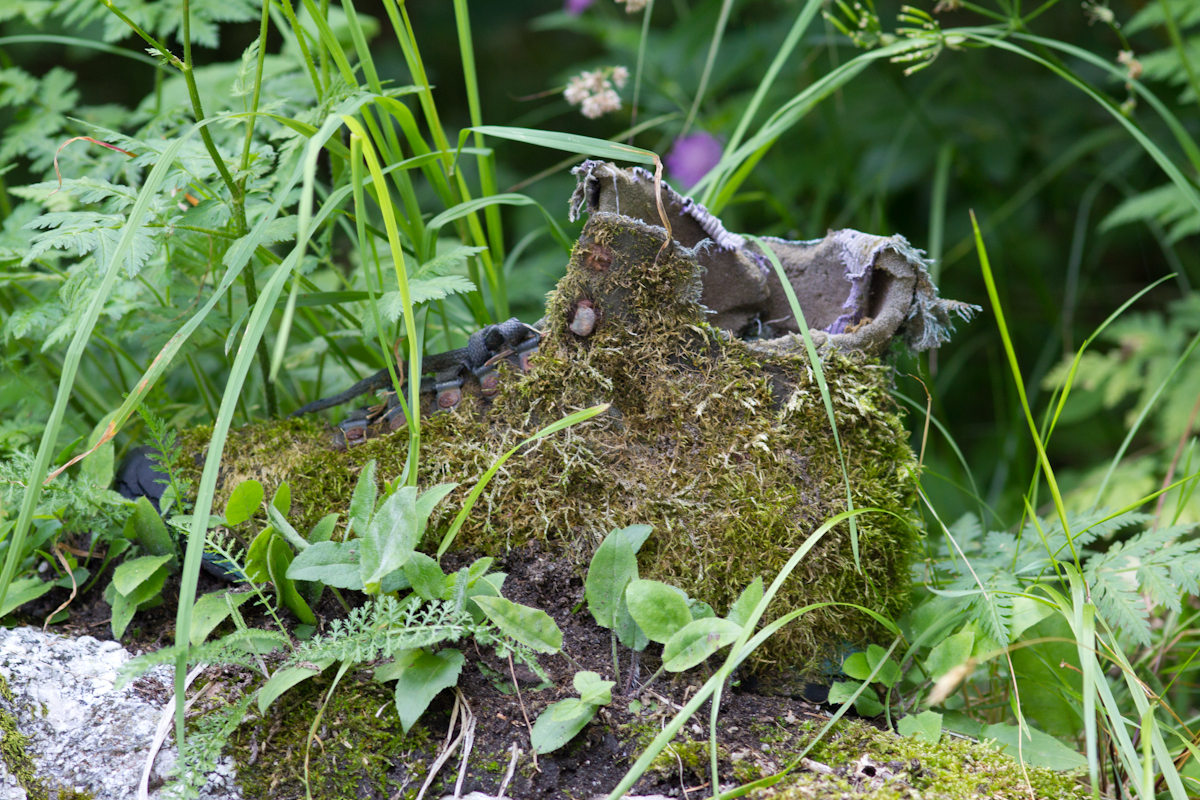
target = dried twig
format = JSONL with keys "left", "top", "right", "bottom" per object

{"left": 508, "top": 653, "right": 538, "bottom": 771}
{"left": 138, "top": 663, "right": 208, "bottom": 800}
{"left": 495, "top": 742, "right": 520, "bottom": 800}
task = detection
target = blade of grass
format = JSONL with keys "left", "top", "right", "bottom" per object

{"left": 749, "top": 235, "right": 861, "bottom": 570}
{"left": 342, "top": 115, "right": 424, "bottom": 486}
{"left": 0, "top": 121, "right": 202, "bottom": 616}
{"left": 437, "top": 404, "right": 610, "bottom": 561}
{"left": 971, "top": 210, "right": 1078, "bottom": 568}
{"left": 172, "top": 108, "right": 355, "bottom": 745}
{"left": 680, "top": 0, "right": 735, "bottom": 138}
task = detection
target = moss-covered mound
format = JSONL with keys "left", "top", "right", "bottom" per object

{"left": 183, "top": 212, "right": 919, "bottom": 671}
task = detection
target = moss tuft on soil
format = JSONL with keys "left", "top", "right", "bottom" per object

{"left": 179, "top": 212, "right": 920, "bottom": 672}
{"left": 226, "top": 667, "right": 436, "bottom": 800}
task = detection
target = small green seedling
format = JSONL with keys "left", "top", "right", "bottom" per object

{"left": 241, "top": 480, "right": 334, "bottom": 626}
{"left": 585, "top": 524, "right": 653, "bottom": 674}
{"left": 531, "top": 671, "right": 615, "bottom": 754}
{"left": 285, "top": 459, "right": 457, "bottom": 595}
{"left": 829, "top": 644, "right": 903, "bottom": 717}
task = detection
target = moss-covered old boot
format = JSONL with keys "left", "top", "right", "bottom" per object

{"left": 191, "top": 165, "right": 977, "bottom": 676}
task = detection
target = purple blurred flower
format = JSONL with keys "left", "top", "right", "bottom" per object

{"left": 565, "top": 0, "right": 595, "bottom": 15}
{"left": 665, "top": 131, "right": 722, "bottom": 189}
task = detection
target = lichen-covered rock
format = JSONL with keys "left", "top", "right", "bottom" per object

{"left": 0, "top": 626, "right": 238, "bottom": 800}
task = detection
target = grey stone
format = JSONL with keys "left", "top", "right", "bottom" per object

{"left": 0, "top": 626, "right": 239, "bottom": 799}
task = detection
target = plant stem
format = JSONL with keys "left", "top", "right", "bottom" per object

{"left": 180, "top": 0, "right": 277, "bottom": 417}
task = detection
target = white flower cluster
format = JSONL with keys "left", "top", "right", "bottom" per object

{"left": 616, "top": 0, "right": 648, "bottom": 12}
{"left": 564, "top": 66, "right": 629, "bottom": 119}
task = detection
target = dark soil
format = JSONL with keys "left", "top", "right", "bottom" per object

{"left": 17, "top": 538, "right": 1082, "bottom": 800}
{"left": 21, "top": 536, "right": 836, "bottom": 799}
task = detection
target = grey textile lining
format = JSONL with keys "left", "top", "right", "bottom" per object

{"left": 569, "top": 160, "right": 979, "bottom": 357}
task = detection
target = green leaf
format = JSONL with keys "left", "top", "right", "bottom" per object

{"left": 898, "top": 710, "right": 943, "bottom": 744}
{"left": 828, "top": 681, "right": 885, "bottom": 717}
{"left": 110, "top": 565, "right": 168, "bottom": 638}
{"left": 244, "top": 527, "right": 274, "bottom": 584}
{"left": 980, "top": 722, "right": 1088, "bottom": 771}
{"left": 469, "top": 126, "right": 657, "bottom": 165}
{"left": 612, "top": 524, "right": 653, "bottom": 553}
{"left": 123, "top": 497, "right": 175, "bottom": 559}
{"left": 307, "top": 513, "right": 339, "bottom": 545}
{"left": 415, "top": 482, "right": 457, "bottom": 538}
{"left": 190, "top": 590, "right": 253, "bottom": 646}
{"left": 464, "top": 571, "right": 504, "bottom": 623}
{"left": 272, "top": 482, "right": 291, "bottom": 516}
{"left": 925, "top": 631, "right": 975, "bottom": 681}
{"left": 661, "top": 617, "right": 742, "bottom": 672}
{"left": 112, "top": 554, "right": 173, "bottom": 596}
{"left": 360, "top": 486, "right": 419, "bottom": 594}
{"left": 267, "top": 502, "right": 308, "bottom": 553}
{"left": 405, "top": 552, "right": 448, "bottom": 601}
{"left": 585, "top": 530, "right": 638, "bottom": 630}
{"left": 573, "top": 671, "right": 614, "bottom": 706}
{"left": 844, "top": 645, "right": 902, "bottom": 688}
{"left": 286, "top": 540, "right": 363, "bottom": 589}
{"left": 259, "top": 659, "right": 335, "bottom": 714}
{"left": 349, "top": 459, "right": 378, "bottom": 538}
{"left": 225, "top": 480, "right": 264, "bottom": 526}
{"left": 531, "top": 698, "right": 597, "bottom": 754}
{"left": 624, "top": 579, "right": 692, "bottom": 644}
{"left": 0, "top": 577, "right": 52, "bottom": 617}
{"left": 726, "top": 577, "right": 764, "bottom": 628}
{"left": 614, "top": 591, "right": 648, "bottom": 651}
{"left": 472, "top": 595, "right": 562, "bottom": 654}
{"left": 268, "top": 536, "right": 316, "bottom": 626}
{"left": 387, "top": 648, "right": 466, "bottom": 734}
{"left": 81, "top": 410, "right": 117, "bottom": 489}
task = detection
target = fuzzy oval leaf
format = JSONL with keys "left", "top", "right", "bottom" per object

{"left": 404, "top": 551, "right": 448, "bottom": 601}
{"left": 661, "top": 617, "right": 742, "bottom": 672}
{"left": 258, "top": 659, "right": 335, "bottom": 714}
{"left": 113, "top": 554, "right": 173, "bottom": 597}
{"left": 243, "top": 527, "right": 274, "bottom": 584}
{"left": 360, "top": 486, "right": 418, "bottom": 593}
{"left": 573, "top": 671, "right": 614, "bottom": 706}
{"left": 349, "top": 459, "right": 378, "bottom": 537}
{"left": 390, "top": 648, "right": 466, "bottom": 734}
{"left": 613, "top": 524, "right": 653, "bottom": 553}
{"left": 0, "top": 577, "right": 53, "bottom": 617}
{"left": 531, "top": 698, "right": 596, "bottom": 754}
{"left": 472, "top": 595, "right": 562, "bottom": 654}
{"left": 286, "top": 540, "right": 363, "bottom": 589}
{"left": 898, "top": 710, "right": 943, "bottom": 744}
{"left": 726, "top": 577, "right": 764, "bottom": 628}
{"left": 624, "top": 579, "right": 692, "bottom": 644}
{"left": 306, "top": 513, "right": 339, "bottom": 545}
{"left": 225, "top": 480, "right": 264, "bottom": 526}
{"left": 614, "top": 591, "right": 648, "bottom": 651}
{"left": 123, "top": 496, "right": 175, "bottom": 559}
{"left": 585, "top": 532, "right": 637, "bottom": 630}
{"left": 925, "top": 631, "right": 975, "bottom": 680}
{"left": 272, "top": 482, "right": 291, "bottom": 515}
{"left": 190, "top": 590, "right": 253, "bottom": 646}
{"left": 268, "top": 536, "right": 316, "bottom": 626}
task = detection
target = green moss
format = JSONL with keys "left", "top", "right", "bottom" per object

{"left": 227, "top": 670, "right": 434, "bottom": 800}
{"left": 738, "top": 718, "right": 1085, "bottom": 800}
{"left": 180, "top": 213, "right": 921, "bottom": 672}
{"left": 0, "top": 674, "right": 48, "bottom": 800}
